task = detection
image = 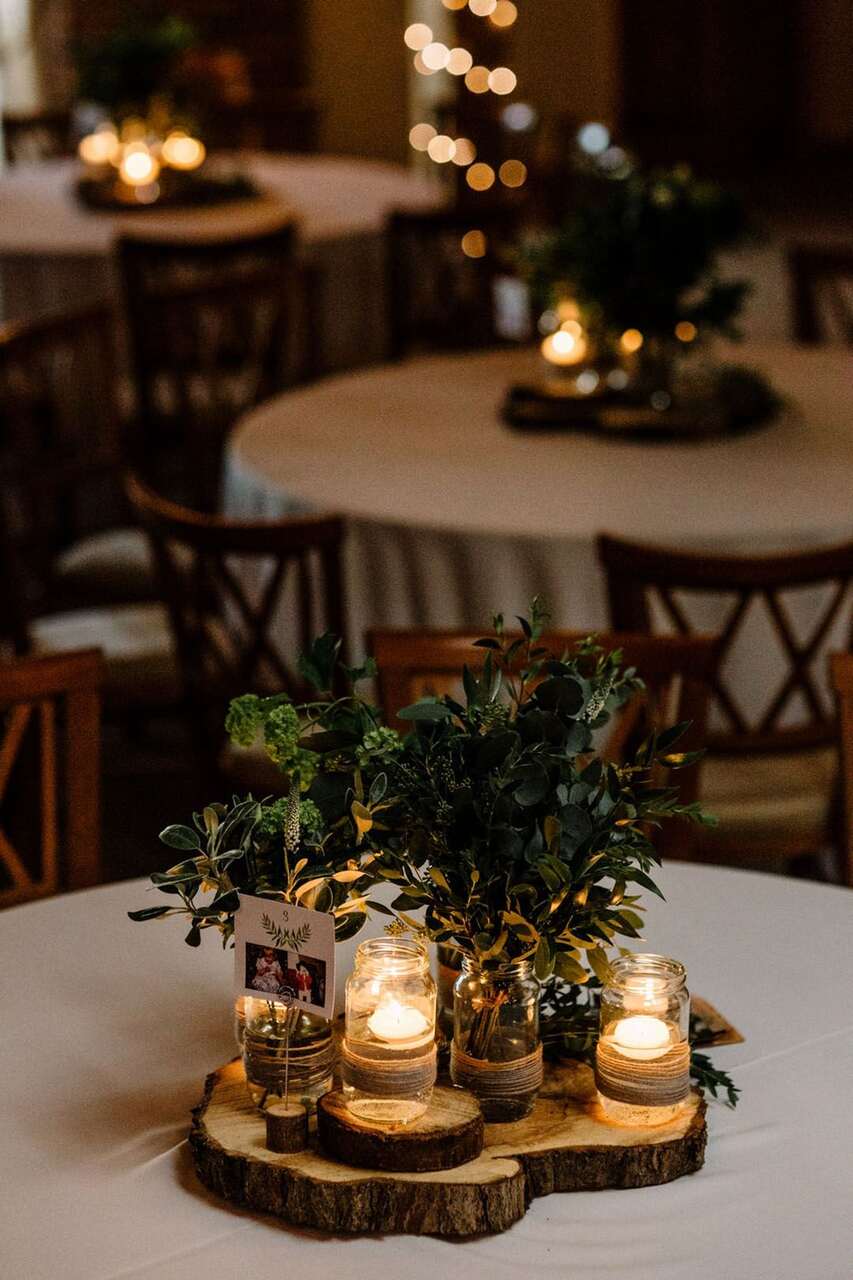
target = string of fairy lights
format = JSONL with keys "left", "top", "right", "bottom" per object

{"left": 404, "top": 0, "right": 527, "bottom": 199}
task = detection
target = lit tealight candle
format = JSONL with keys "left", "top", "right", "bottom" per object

{"left": 611, "top": 1014, "right": 671, "bottom": 1061}
{"left": 367, "top": 999, "right": 431, "bottom": 1044}
{"left": 119, "top": 144, "right": 160, "bottom": 187}
{"left": 161, "top": 130, "right": 206, "bottom": 171}
{"left": 541, "top": 328, "right": 588, "bottom": 367}
{"left": 78, "top": 127, "right": 120, "bottom": 167}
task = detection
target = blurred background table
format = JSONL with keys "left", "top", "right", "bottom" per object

{"left": 226, "top": 341, "right": 853, "bottom": 716}
{"left": 0, "top": 153, "right": 438, "bottom": 370}
{"left": 1, "top": 864, "right": 850, "bottom": 1280}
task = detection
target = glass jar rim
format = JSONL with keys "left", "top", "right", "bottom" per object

{"left": 355, "top": 936, "right": 429, "bottom": 975}
{"left": 608, "top": 952, "right": 686, "bottom": 993}
{"left": 460, "top": 955, "right": 536, "bottom": 978}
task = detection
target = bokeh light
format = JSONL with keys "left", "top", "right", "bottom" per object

{"left": 447, "top": 47, "right": 474, "bottom": 75}
{"left": 161, "top": 130, "right": 205, "bottom": 170}
{"left": 409, "top": 122, "right": 437, "bottom": 152}
{"left": 577, "top": 121, "right": 610, "bottom": 155}
{"left": 421, "top": 41, "right": 451, "bottom": 70}
{"left": 413, "top": 51, "right": 439, "bottom": 76}
{"left": 499, "top": 159, "right": 527, "bottom": 187}
{"left": 469, "top": 0, "right": 497, "bottom": 14}
{"left": 466, "top": 162, "right": 496, "bottom": 191}
{"left": 461, "top": 229, "right": 488, "bottom": 258}
{"left": 78, "top": 127, "right": 120, "bottom": 166}
{"left": 451, "top": 137, "right": 477, "bottom": 166}
{"left": 465, "top": 65, "right": 491, "bottom": 93}
{"left": 490, "top": 0, "right": 518, "bottom": 26}
{"left": 501, "top": 102, "right": 538, "bottom": 133}
{"left": 576, "top": 369, "right": 600, "bottom": 394}
{"left": 442, "top": 0, "right": 467, "bottom": 8}
{"left": 620, "top": 328, "right": 644, "bottom": 354}
{"left": 675, "top": 320, "right": 698, "bottom": 342}
{"left": 119, "top": 145, "right": 160, "bottom": 187}
{"left": 541, "top": 329, "right": 588, "bottom": 367}
{"left": 427, "top": 134, "right": 457, "bottom": 163}
{"left": 488, "top": 66, "right": 517, "bottom": 95}
{"left": 404, "top": 23, "right": 433, "bottom": 51}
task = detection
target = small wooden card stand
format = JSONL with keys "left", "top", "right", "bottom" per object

{"left": 265, "top": 1101, "right": 308, "bottom": 1153}
{"left": 318, "top": 1085, "right": 484, "bottom": 1172}
{"left": 190, "top": 1058, "right": 707, "bottom": 1236}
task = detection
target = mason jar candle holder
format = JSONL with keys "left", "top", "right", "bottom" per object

{"left": 595, "top": 953, "right": 690, "bottom": 1127}
{"left": 342, "top": 938, "right": 437, "bottom": 1126}
{"left": 240, "top": 995, "right": 335, "bottom": 1115}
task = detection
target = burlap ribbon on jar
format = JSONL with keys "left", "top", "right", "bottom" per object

{"left": 450, "top": 1043, "right": 544, "bottom": 1100}
{"left": 595, "top": 1039, "right": 690, "bottom": 1107}
{"left": 341, "top": 1041, "right": 437, "bottom": 1099}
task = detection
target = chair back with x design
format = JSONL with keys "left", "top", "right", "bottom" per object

{"left": 0, "top": 648, "right": 103, "bottom": 908}
{"left": 598, "top": 533, "right": 853, "bottom": 755}
{"left": 126, "top": 474, "right": 347, "bottom": 757}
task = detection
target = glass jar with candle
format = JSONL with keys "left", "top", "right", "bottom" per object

{"left": 240, "top": 995, "right": 335, "bottom": 1114}
{"left": 451, "top": 958, "right": 542, "bottom": 1122}
{"left": 596, "top": 953, "right": 690, "bottom": 1127}
{"left": 342, "top": 938, "right": 437, "bottom": 1125}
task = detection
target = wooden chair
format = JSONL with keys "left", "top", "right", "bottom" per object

{"left": 597, "top": 532, "right": 853, "bottom": 871}
{"left": 830, "top": 653, "right": 853, "bottom": 887}
{"left": 386, "top": 208, "right": 520, "bottom": 360}
{"left": 0, "top": 648, "right": 103, "bottom": 908}
{"left": 368, "top": 627, "right": 716, "bottom": 862}
{"left": 126, "top": 473, "right": 347, "bottom": 784}
{"left": 788, "top": 246, "right": 853, "bottom": 345}
{"left": 0, "top": 303, "right": 156, "bottom": 611}
{"left": 117, "top": 225, "right": 302, "bottom": 511}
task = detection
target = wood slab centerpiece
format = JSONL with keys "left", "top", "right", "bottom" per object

{"left": 190, "top": 1057, "right": 707, "bottom": 1237}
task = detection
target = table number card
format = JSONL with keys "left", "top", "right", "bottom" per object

{"left": 235, "top": 893, "right": 336, "bottom": 1021}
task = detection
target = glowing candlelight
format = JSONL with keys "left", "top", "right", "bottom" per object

{"left": 78, "top": 127, "right": 120, "bottom": 167}
{"left": 161, "top": 130, "right": 206, "bottom": 171}
{"left": 541, "top": 327, "right": 588, "bottom": 367}
{"left": 367, "top": 998, "right": 431, "bottom": 1044}
{"left": 119, "top": 144, "right": 160, "bottom": 187}
{"left": 611, "top": 1014, "right": 671, "bottom": 1061}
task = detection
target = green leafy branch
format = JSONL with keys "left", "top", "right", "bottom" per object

{"left": 261, "top": 912, "right": 311, "bottom": 951}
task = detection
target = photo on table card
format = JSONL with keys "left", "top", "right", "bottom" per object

{"left": 234, "top": 894, "right": 335, "bottom": 1021}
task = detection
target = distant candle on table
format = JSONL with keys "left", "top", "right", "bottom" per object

{"left": 611, "top": 1014, "right": 671, "bottom": 1061}
{"left": 367, "top": 999, "right": 431, "bottom": 1044}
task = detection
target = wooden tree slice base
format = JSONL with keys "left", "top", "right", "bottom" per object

{"left": 190, "top": 1058, "right": 707, "bottom": 1236}
{"left": 317, "top": 1086, "right": 484, "bottom": 1171}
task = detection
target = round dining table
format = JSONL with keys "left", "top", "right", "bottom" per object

{"left": 2, "top": 863, "right": 851, "bottom": 1278}
{"left": 0, "top": 153, "right": 438, "bottom": 368}
{"left": 225, "top": 341, "right": 853, "bottom": 713}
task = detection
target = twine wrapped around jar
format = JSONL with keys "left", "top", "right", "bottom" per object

{"left": 595, "top": 1039, "right": 690, "bottom": 1107}
{"left": 341, "top": 1041, "right": 437, "bottom": 1099}
{"left": 450, "top": 1043, "right": 543, "bottom": 1101}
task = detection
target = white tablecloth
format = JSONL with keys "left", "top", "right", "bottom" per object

{"left": 0, "top": 153, "right": 438, "bottom": 368}
{"left": 1, "top": 865, "right": 851, "bottom": 1279}
{"left": 225, "top": 342, "right": 853, "bottom": 720}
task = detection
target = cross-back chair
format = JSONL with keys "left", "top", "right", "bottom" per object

{"left": 0, "top": 648, "right": 103, "bottom": 908}
{"left": 118, "top": 224, "right": 300, "bottom": 511}
{"left": 788, "top": 245, "right": 853, "bottom": 345}
{"left": 368, "top": 627, "right": 716, "bottom": 863}
{"left": 597, "top": 532, "right": 853, "bottom": 870}
{"left": 830, "top": 653, "right": 853, "bottom": 887}
{"left": 386, "top": 207, "right": 518, "bottom": 360}
{"left": 126, "top": 473, "right": 347, "bottom": 782}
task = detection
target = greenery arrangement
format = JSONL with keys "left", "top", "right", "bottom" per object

{"left": 130, "top": 600, "right": 736, "bottom": 1103}
{"left": 523, "top": 160, "right": 749, "bottom": 347}
{"left": 76, "top": 15, "right": 198, "bottom": 116}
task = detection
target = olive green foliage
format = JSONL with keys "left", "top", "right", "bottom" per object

{"left": 523, "top": 163, "right": 749, "bottom": 341}
{"left": 374, "top": 601, "right": 711, "bottom": 981}
{"left": 75, "top": 15, "right": 197, "bottom": 113}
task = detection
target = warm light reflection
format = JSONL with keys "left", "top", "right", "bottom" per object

{"left": 499, "top": 158, "right": 527, "bottom": 187}
{"left": 464, "top": 65, "right": 491, "bottom": 93}
{"left": 427, "top": 134, "right": 456, "bottom": 163}
{"left": 675, "top": 320, "right": 698, "bottom": 343}
{"left": 404, "top": 23, "right": 433, "bottom": 51}
{"left": 490, "top": 0, "right": 518, "bottom": 26}
{"left": 78, "top": 127, "right": 120, "bottom": 166}
{"left": 469, "top": 0, "right": 497, "bottom": 13}
{"left": 620, "top": 328, "right": 644, "bottom": 354}
{"left": 413, "top": 51, "right": 438, "bottom": 76}
{"left": 488, "top": 66, "right": 517, "bottom": 95}
{"left": 451, "top": 137, "right": 476, "bottom": 166}
{"left": 409, "top": 122, "right": 437, "bottom": 152}
{"left": 161, "top": 130, "right": 205, "bottom": 171}
{"left": 461, "top": 229, "right": 488, "bottom": 258}
{"left": 466, "top": 162, "right": 495, "bottom": 191}
{"left": 447, "top": 46, "right": 474, "bottom": 75}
